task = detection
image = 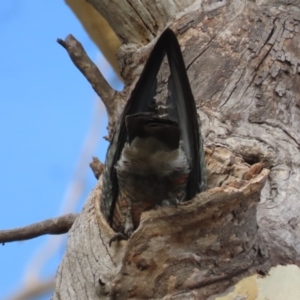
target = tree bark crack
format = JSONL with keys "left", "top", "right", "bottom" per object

{"left": 125, "top": 0, "right": 156, "bottom": 39}
{"left": 186, "top": 37, "right": 215, "bottom": 71}
{"left": 219, "top": 68, "right": 246, "bottom": 109}
{"left": 253, "top": 23, "right": 276, "bottom": 73}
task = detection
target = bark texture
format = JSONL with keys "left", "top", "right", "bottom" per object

{"left": 53, "top": 147, "right": 269, "bottom": 299}
{"left": 53, "top": 0, "right": 300, "bottom": 299}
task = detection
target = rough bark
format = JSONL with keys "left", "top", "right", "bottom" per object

{"left": 53, "top": 0, "right": 300, "bottom": 299}
{"left": 85, "top": 0, "right": 197, "bottom": 44}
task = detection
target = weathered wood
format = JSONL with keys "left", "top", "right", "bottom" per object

{"left": 53, "top": 147, "right": 269, "bottom": 299}
{"left": 116, "top": 0, "right": 300, "bottom": 264}
{"left": 85, "top": 0, "right": 198, "bottom": 44}
{"left": 53, "top": 0, "right": 300, "bottom": 299}
{"left": 0, "top": 214, "right": 77, "bottom": 244}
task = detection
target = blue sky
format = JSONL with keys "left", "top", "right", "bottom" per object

{"left": 0, "top": 1, "right": 121, "bottom": 298}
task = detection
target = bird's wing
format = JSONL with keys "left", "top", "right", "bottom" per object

{"left": 164, "top": 30, "right": 207, "bottom": 199}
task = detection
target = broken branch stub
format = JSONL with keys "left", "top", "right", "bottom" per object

{"left": 57, "top": 35, "right": 117, "bottom": 121}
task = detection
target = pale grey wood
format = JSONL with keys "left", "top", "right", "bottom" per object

{"left": 53, "top": 0, "right": 300, "bottom": 298}
{"left": 85, "top": 0, "right": 198, "bottom": 44}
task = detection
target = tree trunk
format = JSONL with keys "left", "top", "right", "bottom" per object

{"left": 53, "top": 0, "right": 300, "bottom": 299}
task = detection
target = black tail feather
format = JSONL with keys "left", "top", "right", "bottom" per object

{"left": 101, "top": 28, "right": 206, "bottom": 224}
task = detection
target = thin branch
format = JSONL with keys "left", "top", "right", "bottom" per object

{"left": 57, "top": 34, "right": 116, "bottom": 117}
{"left": 0, "top": 213, "right": 78, "bottom": 244}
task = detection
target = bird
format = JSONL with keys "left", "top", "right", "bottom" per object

{"left": 100, "top": 28, "right": 206, "bottom": 243}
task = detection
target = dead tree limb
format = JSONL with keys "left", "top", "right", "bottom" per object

{"left": 0, "top": 214, "right": 78, "bottom": 244}
{"left": 57, "top": 35, "right": 117, "bottom": 120}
